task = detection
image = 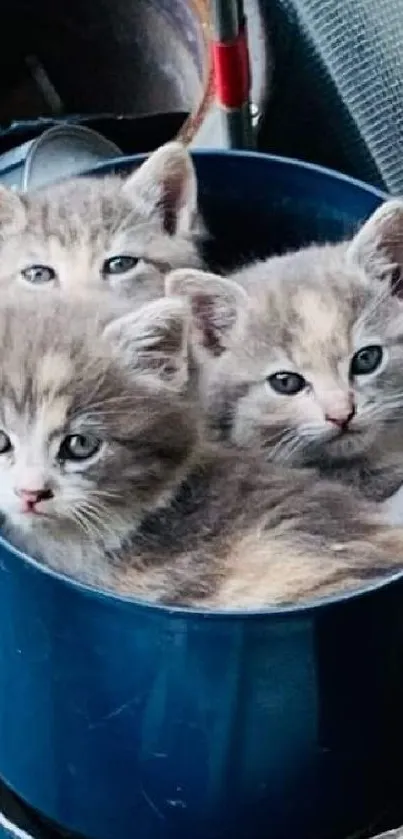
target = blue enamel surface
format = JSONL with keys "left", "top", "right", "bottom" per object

{"left": 0, "top": 152, "right": 401, "bottom": 839}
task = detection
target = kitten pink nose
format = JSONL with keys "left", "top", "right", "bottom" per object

{"left": 15, "top": 487, "right": 54, "bottom": 507}
{"left": 325, "top": 405, "right": 356, "bottom": 429}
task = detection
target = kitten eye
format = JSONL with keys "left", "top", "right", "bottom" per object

{"left": 0, "top": 431, "right": 11, "bottom": 454}
{"left": 58, "top": 434, "right": 101, "bottom": 462}
{"left": 102, "top": 255, "right": 139, "bottom": 276}
{"left": 350, "top": 345, "right": 383, "bottom": 376}
{"left": 21, "top": 265, "right": 56, "bottom": 284}
{"left": 268, "top": 371, "right": 306, "bottom": 395}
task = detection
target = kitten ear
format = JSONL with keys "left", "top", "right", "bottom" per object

{"left": 165, "top": 268, "right": 249, "bottom": 356}
{"left": 348, "top": 200, "right": 403, "bottom": 297}
{"left": 103, "top": 297, "right": 189, "bottom": 386}
{"left": 122, "top": 142, "right": 197, "bottom": 235}
{"left": 0, "top": 186, "right": 26, "bottom": 237}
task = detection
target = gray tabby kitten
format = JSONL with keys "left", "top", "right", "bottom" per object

{"left": 0, "top": 142, "right": 202, "bottom": 305}
{"left": 0, "top": 290, "right": 402, "bottom": 608}
{"left": 167, "top": 199, "right": 403, "bottom": 505}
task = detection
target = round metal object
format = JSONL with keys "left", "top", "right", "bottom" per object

{"left": 0, "top": 151, "right": 399, "bottom": 839}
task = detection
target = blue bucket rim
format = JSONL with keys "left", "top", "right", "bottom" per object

{"left": 1, "top": 149, "right": 398, "bottom": 622}
{"left": 2, "top": 523, "right": 402, "bottom": 622}
{"left": 82, "top": 148, "right": 389, "bottom": 203}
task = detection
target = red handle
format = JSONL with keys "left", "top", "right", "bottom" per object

{"left": 212, "top": 21, "right": 251, "bottom": 109}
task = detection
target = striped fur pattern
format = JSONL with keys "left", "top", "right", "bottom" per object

{"left": 166, "top": 201, "right": 403, "bottom": 507}
{"left": 0, "top": 142, "right": 203, "bottom": 306}
{"left": 0, "top": 291, "right": 402, "bottom": 607}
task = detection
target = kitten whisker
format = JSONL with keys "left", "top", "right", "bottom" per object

{"left": 360, "top": 397, "right": 403, "bottom": 420}
{"left": 69, "top": 508, "right": 97, "bottom": 542}
{"left": 90, "top": 489, "right": 123, "bottom": 501}
{"left": 76, "top": 499, "right": 130, "bottom": 545}
{"left": 267, "top": 430, "right": 298, "bottom": 460}
{"left": 274, "top": 434, "right": 308, "bottom": 463}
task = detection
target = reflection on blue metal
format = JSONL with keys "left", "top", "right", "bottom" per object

{"left": 0, "top": 813, "right": 33, "bottom": 839}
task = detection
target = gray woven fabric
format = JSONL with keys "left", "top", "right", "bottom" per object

{"left": 261, "top": 0, "right": 403, "bottom": 193}
{"left": 293, "top": 0, "right": 403, "bottom": 193}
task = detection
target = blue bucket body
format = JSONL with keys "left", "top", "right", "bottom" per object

{"left": 0, "top": 152, "right": 399, "bottom": 839}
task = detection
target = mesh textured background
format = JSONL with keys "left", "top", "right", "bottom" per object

{"left": 261, "top": 0, "right": 403, "bottom": 194}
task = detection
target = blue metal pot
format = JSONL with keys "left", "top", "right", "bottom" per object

{"left": 0, "top": 152, "right": 400, "bottom": 839}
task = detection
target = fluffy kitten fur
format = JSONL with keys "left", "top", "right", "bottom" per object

{"left": 0, "top": 142, "right": 202, "bottom": 305}
{"left": 0, "top": 290, "right": 403, "bottom": 608}
{"left": 167, "top": 200, "right": 403, "bottom": 502}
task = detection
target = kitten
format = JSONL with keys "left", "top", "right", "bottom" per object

{"left": 166, "top": 200, "right": 403, "bottom": 502}
{"left": 0, "top": 142, "right": 203, "bottom": 305}
{"left": 0, "top": 290, "right": 402, "bottom": 608}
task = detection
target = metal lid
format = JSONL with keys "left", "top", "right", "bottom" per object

{"left": 21, "top": 123, "right": 122, "bottom": 191}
